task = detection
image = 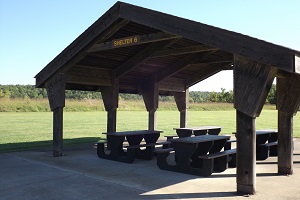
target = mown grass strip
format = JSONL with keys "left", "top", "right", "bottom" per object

{"left": 1, "top": 110, "right": 299, "bottom": 153}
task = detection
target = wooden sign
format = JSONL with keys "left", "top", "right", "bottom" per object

{"left": 295, "top": 55, "right": 300, "bottom": 74}
{"left": 112, "top": 36, "right": 140, "bottom": 48}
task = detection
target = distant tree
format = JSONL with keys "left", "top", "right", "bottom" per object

{"left": 266, "top": 84, "right": 276, "bottom": 104}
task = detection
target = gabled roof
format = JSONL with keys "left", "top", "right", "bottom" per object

{"left": 35, "top": 1, "right": 300, "bottom": 94}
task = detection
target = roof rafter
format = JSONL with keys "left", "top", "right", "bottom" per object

{"left": 87, "top": 32, "right": 181, "bottom": 53}
{"left": 154, "top": 51, "right": 218, "bottom": 83}
{"left": 114, "top": 39, "right": 178, "bottom": 78}
{"left": 152, "top": 45, "right": 219, "bottom": 58}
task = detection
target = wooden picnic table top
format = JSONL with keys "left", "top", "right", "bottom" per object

{"left": 103, "top": 130, "right": 163, "bottom": 136}
{"left": 256, "top": 129, "right": 277, "bottom": 135}
{"left": 171, "top": 135, "right": 230, "bottom": 144}
{"left": 173, "top": 126, "right": 221, "bottom": 131}
{"left": 233, "top": 129, "right": 277, "bottom": 135}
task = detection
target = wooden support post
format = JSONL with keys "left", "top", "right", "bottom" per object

{"left": 277, "top": 74, "right": 300, "bottom": 174}
{"left": 46, "top": 74, "right": 66, "bottom": 157}
{"left": 141, "top": 78, "right": 159, "bottom": 130}
{"left": 174, "top": 89, "right": 189, "bottom": 128}
{"left": 236, "top": 110, "right": 256, "bottom": 195}
{"left": 101, "top": 81, "right": 119, "bottom": 132}
{"left": 234, "top": 55, "right": 277, "bottom": 195}
{"left": 53, "top": 107, "right": 63, "bottom": 157}
{"left": 278, "top": 111, "right": 293, "bottom": 174}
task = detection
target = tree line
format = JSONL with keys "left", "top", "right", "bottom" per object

{"left": 0, "top": 84, "right": 276, "bottom": 104}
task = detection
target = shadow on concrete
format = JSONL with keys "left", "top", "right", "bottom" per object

{"left": 256, "top": 172, "right": 279, "bottom": 177}
{"left": 256, "top": 161, "right": 277, "bottom": 165}
{"left": 142, "top": 191, "right": 237, "bottom": 199}
{"left": 0, "top": 137, "right": 101, "bottom": 153}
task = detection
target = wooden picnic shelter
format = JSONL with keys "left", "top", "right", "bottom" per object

{"left": 35, "top": 2, "right": 300, "bottom": 195}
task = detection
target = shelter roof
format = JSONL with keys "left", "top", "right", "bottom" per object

{"left": 35, "top": 1, "right": 300, "bottom": 94}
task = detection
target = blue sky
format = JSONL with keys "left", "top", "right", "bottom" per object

{"left": 1, "top": 0, "right": 299, "bottom": 91}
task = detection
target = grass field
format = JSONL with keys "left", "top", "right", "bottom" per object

{"left": 1, "top": 110, "right": 299, "bottom": 152}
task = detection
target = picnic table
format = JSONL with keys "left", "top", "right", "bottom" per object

{"left": 173, "top": 126, "right": 222, "bottom": 138}
{"left": 234, "top": 129, "right": 278, "bottom": 160}
{"left": 256, "top": 130, "right": 278, "bottom": 160}
{"left": 155, "top": 135, "right": 236, "bottom": 176}
{"left": 96, "top": 130, "right": 163, "bottom": 163}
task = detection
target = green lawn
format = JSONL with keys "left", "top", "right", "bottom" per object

{"left": 0, "top": 110, "right": 299, "bottom": 152}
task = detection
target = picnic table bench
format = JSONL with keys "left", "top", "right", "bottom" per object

{"left": 234, "top": 129, "right": 278, "bottom": 160}
{"left": 96, "top": 130, "right": 163, "bottom": 163}
{"left": 155, "top": 135, "right": 236, "bottom": 177}
{"left": 256, "top": 130, "right": 278, "bottom": 160}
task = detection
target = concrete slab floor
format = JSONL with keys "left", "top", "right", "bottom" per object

{"left": 0, "top": 139, "right": 299, "bottom": 200}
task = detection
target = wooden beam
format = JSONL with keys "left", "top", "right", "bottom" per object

{"left": 159, "top": 77, "right": 185, "bottom": 92}
{"left": 114, "top": 39, "right": 177, "bottom": 78}
{"left": 276, "top": 74, "right": 300, "bottom": 174}
{"left": 119, "top": 2, "right": 297, "bottom": 73}
{"left": 35, "top": 12, "right": 128, "bottom": 87}
{"left": 236, "top": 110, "right": 256, "bottom": 195}
{"left": 152, "top": 45, "right": 218, "bottom": 58}
{"left": 45, "top": 74, "right": 66, "bottom": 111}
{"left": 52, "top": 107, "right": 63, "bottom": 157}
{"left": 234, "top": 55, "right": 277, "bottom": 117}
{"left": 189, "top": 57, "right": 233, "bottom": 66}
{"left": 87, "top": 32, "right": 180, "bottom": 52}
{"left": 277, "top": 111, "right": 294, "bottom": 175}
{"left": 101, "top": 81, "right": 119, "bottom": 132}
{"left": 141, "top": 78, "right": 159, "bottom": 130}
{"left": 276, "top": 74, "right": 300, "bottom": 115}
{"left": 155, "top": 52, "right": 212, "bottom": 83}
{"left": 174, "top": 89, "right": 189, "bottom": 128}
{"left": 45, "top": 73, "right": 66, "bottom": 157}
{"left": 66, "top": 67, "right": 112, "bottom": 86}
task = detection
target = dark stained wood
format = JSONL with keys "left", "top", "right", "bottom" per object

{"left": 53, "top": 107, "right": 64, "bottom": 157}
{"left": 174, "top": 89, "right": 189, "bottom": 128}
{"left": 276, "top": 76, "right": 300, "bottom": 175}
{"left": 114, "top": 39, "right": 177, "bottom": 78}
{"left": 152, "top": 45, "right": 218, "bottom": 58}
{"left": 277, "top": 111, "right": 293, "bottom": 174}
{"left": 236, "top": 110, "right": 256, "bottom": 195}
{"left": 159, "top": 77, "right": 185, "bottom": 92}
{"left": 87, "top": 32, "right": 180, "bottom": 52}
{"left": 234, "top": 55, "right": 277, "bottom": 117}
{"left": 45, "top": 73, "right": 66, "bottom": 157}
{"left": 119, "top": 2, "right": 298, "bottom": 73}
{"left": 141, "top": 78, "right": 159, "bottom": 130}
{"left": 155, "top": 52, "right": 212, "bottom": 83}
{"left": 276, "top": 74, "right": 300, "bottom": 115}
{"left": 66, "top": 67, "right": 112, "bottom": 86}
{"left": 45, "top": 73, "right": 66, "bottom": 111}
{"left": 101, "top": 81, "right": 119, "bottom": 132}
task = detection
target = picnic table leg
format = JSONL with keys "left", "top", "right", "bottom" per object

{"left": 256, "top": 145, "right": 269, "bottom": 160}
{"left": 190, "top": 141, "right": 213, "bottom": 168}
{"left": 228, "top": 153, "right": 237, "bottom": 168}
{"left": 268, "top": 132, "right": 278, "bottom": 156}
{"left": 209, "top": 139, "right": 227, "bottom": 153}
{"left": 213, "top": 155, "right": 229, "bottom": 172}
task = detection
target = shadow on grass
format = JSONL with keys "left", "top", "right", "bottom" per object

{"left": 0, "top": 137, "right": 102, "bottom": 153}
